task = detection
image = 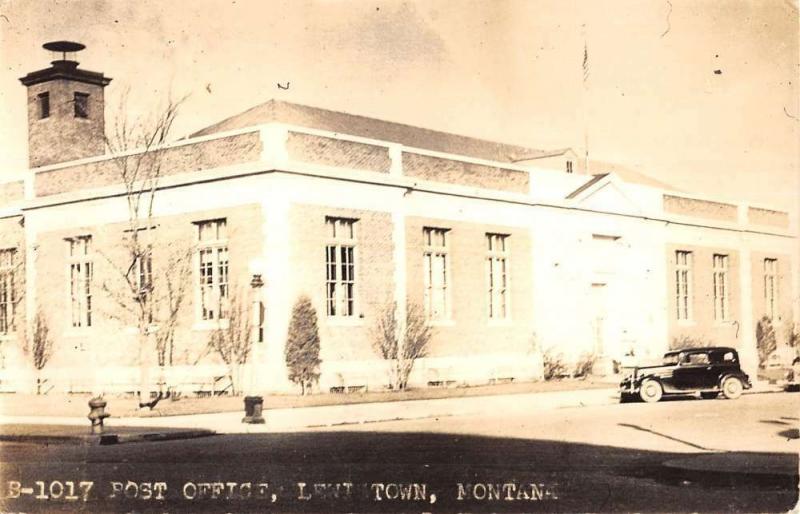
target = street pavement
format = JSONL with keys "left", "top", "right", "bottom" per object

{"left": 0, "top": 390, "right": 796, "bottom": 512}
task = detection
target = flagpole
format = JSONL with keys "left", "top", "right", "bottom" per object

{"left": 582, "top": 23, "right": 590, "bottom": 174}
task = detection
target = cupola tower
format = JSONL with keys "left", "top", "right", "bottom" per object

{"left": 19, "top": 41, "right": 112, "bottom": 168}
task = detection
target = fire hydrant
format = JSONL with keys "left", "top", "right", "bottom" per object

{"left": 87, "top": 396, "right": 110, "bottom": 434}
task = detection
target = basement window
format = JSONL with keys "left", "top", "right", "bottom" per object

{"left": 38, "top": 92, "right": 50, "bottom": 119}
{"left": 74, "top": 92, "right": 89, "bottom": 118}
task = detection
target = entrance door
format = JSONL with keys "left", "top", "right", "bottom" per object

{"left": 590, "top": 283, "right": 608, "bottom": 355}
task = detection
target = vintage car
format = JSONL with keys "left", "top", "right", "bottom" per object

{"left": 781, "top": 357, "right": 800, "bottom": 392}
{"left": 619, "top": 346, "right": 752, "bottom": 403}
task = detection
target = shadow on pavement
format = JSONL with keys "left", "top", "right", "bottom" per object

{"left": 1, "top": 429, "right": 797, "bottom": 513}
{"left": 0, "top": 423, "right": 214, "bottom": 446}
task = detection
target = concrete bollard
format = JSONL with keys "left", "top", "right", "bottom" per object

{"left": 242, "top": 395, "right": 265, "bottom": 424}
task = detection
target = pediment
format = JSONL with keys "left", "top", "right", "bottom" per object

{"left": 573, "top": 179, "right": 642, "bottom": 215}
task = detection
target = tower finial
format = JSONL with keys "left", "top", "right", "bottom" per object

{"left": 43, "top": 40, "right": 85, "bottom": 65}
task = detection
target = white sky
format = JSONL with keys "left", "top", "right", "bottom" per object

{"left": 0, "top": 0, "right": 798, "bottom": 215}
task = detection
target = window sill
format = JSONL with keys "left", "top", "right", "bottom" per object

{"left": 488, "top": 318, "right": 513, "bottom": 327}
{"left": 326, "top": 317, "right": 364, "bottom": 327}
{"left": 192, "top": 320, "right": 229, "bottom": 331}
{"left": 0, "top": 332, "right": 17, "bottom": 342}
{"left": 676, "top": 320, "right": 696, "bottom": 327}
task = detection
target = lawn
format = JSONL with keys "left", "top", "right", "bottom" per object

{"left": 0, "top": 377, "right": 617, "bottom": 418}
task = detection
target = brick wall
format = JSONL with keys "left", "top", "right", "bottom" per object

{"left": 286, "top": 132, "right": 392, "bottom": 173}
{"left": 748, "top": 207, "right": 789, "bottom": 229}
{"left": 666, "top": 244, "right": 741, "bottom": 347}
{"left": 403, "top": 152, "right": 529, "bottom": 193}
{"left": 33, "top": 203, "right": 263, "bottom": 371}
{"left": 405, "top": 217, "right": 533, "bottom": 359}
{"left": 287, "top": 203, "right": 395, "bottom": 364}
{"left": 35, "top": 131, "right": 262, "bottom": 197}
{"left": 663, "top": 195, "right": 738, "bottom": 222}
{"left": 26, "top": 79, "right": 106, "bottom": 168}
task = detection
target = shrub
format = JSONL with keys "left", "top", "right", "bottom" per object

{"left": 285, "top": 296, "right": 321, "bottom": 395}
{"left": 786, "top": 324, "right": 799, "bottom": 352}
{"left": 542, "top": 347, "right": 568, "bottom": 380}
{"left": 756, "top": 316, "right": 777, "bottom": 369}
{"left": 573, "top": 352, "right": 598, "bottom": 378}
{"left": 669, "top": 334, "right": 714, "bottom": 351}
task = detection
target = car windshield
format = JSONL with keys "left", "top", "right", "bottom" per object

{"left": 663, "top": 353, "right": 680, "bottom": 365}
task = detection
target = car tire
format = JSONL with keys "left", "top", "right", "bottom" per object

{"left": 721, "top": 376, "right": 744, "bottom": 399}
{"left": 639, "top": 379, "right": 663, "bottom": 403}
{"left": 700, "top": 392, "right": 718, "bottom": 399}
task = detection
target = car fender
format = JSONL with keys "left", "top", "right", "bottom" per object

{"left": 636, "top": 373, "right": 665, "bottom": 388}
{"left": 717, "top": 372, "right": 750, "bottom": 389}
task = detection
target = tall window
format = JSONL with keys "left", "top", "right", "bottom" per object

{"left": 74, "top": 92, "right": 89, "bottom": 118}
{"left": 486, "top": 234, "right": 509, "bottom": 319}
{"left": 325, "top": 217, "right": 356, "bottom": 317}
{"left": 0, "top": 249, "right": 16, "bottom": 334}
{"left": 68, "top": 236, "right": 93, "bottom": 328}
{"left": 712, "top": 254, "right": 729, "bottom": 321}
{"left": 196, "top": 219, "right": 229, "bottom": 321}
{"left": 566, "top": 160, "right": 574, "bottom": 174}
{"left": 135, "top": 252, "right": 153, "bottom": 323}
{"left": 675, "top": 250, "right": 692, "bottom": 321}
{"left": 38, "top": 92, "right": 50, "bottom": 119}
{"left": 423, "top": 227, "right": 450, "bottom": 320}
{"left": 764, "top": 258, "right": 778, "bottom": 320}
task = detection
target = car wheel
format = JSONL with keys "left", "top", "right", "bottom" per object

{"left": 639, "top": 379, "right": 663, "bottom": 403}
{"left": 700, "top": 392, "right": 718, "bottom": 400}
{"left": 721, "top": 376, "right": 744, "bottom": 399}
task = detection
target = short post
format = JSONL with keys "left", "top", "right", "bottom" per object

{"left": 87, "top": 396, "right": 110, "bottom": 434}
{"left": 242, "top": 395, "right": 265, "bottom": 424}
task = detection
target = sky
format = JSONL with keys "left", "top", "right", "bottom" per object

{"left": 0, "top": 0, "right": 798, "bottom": 216}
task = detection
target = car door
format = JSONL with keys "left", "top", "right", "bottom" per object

{"left": 705, "top": 350, "right": 730, "bottom": 388}
{"left": 672, "top": 351, "right": 711, "bottom": 390}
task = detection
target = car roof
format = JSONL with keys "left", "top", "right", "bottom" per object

{"left": 665, "top": 346, "right": 738, "bottom": 355}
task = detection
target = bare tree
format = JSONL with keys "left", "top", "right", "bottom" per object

{"left": 99, "top": 93, "right": 192, "bottom": 408}
{"left": 207, "top": 286, "right": 252, "bottom": 396}
{"left": 372, "top": 301, "right": 433, "bottom": 390}
{"left": 25, "top": 311, "right": 53, "bottom": 395}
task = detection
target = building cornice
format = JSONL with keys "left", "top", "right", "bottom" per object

{"left": 21, "top": 155, "right": 795, "bottom": 240}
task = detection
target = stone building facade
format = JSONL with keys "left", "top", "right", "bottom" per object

{"left": 0, "top": 48, "right": 796, "bottom": 394}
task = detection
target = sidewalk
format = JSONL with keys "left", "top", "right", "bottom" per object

{"left": 0, "top": 387, "right": 619, "bottom": 435}
{"left": 0, "top": 384, "right": 783, "bottom": 438}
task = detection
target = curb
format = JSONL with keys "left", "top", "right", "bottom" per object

{"left": 100, "top": 429, "right": 215, "bottom": 445}
{"left": 0, "top": 429, "right": 215, "bottom": 446}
